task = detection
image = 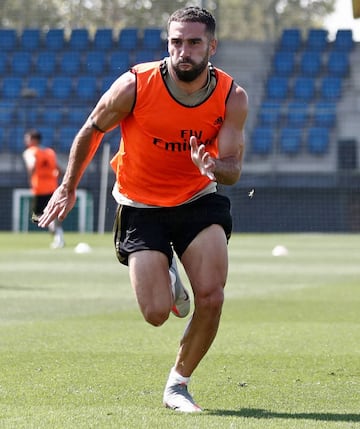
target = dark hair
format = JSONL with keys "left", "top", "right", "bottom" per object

{"left": 26, "top": 129, "right": 42, "bottom": 141}
{"left": 167, "top": 7, "right": 216, "bottom": 37}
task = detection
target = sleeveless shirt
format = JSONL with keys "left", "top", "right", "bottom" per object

{"left": 26, "top": 146, "right": 59, "bottom": 195}
{"left": 112, "top": 60, "right": 233, "bottom": 207}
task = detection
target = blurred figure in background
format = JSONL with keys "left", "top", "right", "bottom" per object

{"left": 23, "top": 129, "right": 65, "bottom": 248}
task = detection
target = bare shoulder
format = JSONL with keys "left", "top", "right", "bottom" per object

{"left": 228, "top": 82, "right": 248, "bottom": 110}
{"left": 104, "top": 71, "right": 136, "bottom": 111}
{"left": 91, "top": 71, "right": 136, "bottom": 130}
{"left": 224, "top": 81, "right": 248, "bottom": 128}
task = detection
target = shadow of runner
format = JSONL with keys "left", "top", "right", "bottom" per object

{"left": 206, "top": 408, "right": 360, "bottom": 422}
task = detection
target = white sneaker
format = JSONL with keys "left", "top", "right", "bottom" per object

{"left": 50, "top": 235, "right": 65, "bottom": 249}
{"left": 163, "top": 380, "right": 202, "bottom": 413}
{"left": 169, "top": 257, "right": 190, "bottom": 318}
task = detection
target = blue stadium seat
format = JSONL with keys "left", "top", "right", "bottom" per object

{"left": 279, "top": 127, "right": 302, "bottom": 154}
{"left": 251, "top": 126, "right": 274, "bottom": 154}
{"left": 0, "top": 53, "right": 8, "bottom": 75}
{"left": 273, "top": 51, "right": 296, "bottom": 76}
{"left": 2, "top": 77, "right": 23, "bottom": 98}
{"left": 35, "top": 52, "right": 57, "bottom": 75}
{"left": 11, "top": 51, "right": 32, "bottom": 76}
{"left": 16, "top": 104, "right": 41, "bottom": 125}
{"left": 27, "top": 76, "right": 48, "bottom": 98}
{"left": 134, "top": 50, "right": 156, "bottom": 64}
{"left": 0, "top": 29, "right": 18, "bottom": 51}
{"left": 293, "top": 77, "right": 315, "bottom": 100}
{"left": 320, "top": 77, "right": 342, "bottom": 100}
{"left": 50, "top": 76, "right": 73, "bottom": 99}
{"left": 8, "top": 127, "right": 26, "bottom": 153}
{"left": 266, "top": 76, "right": 289, "bottom": 100}
{"left": 327, "top": 51, "right": 349, "bottom": 77}
{"left": 333, "top": 29, "right": 354, "bottom": 51}
{"left": 0, "top": 101, "right": 15, "bottom": 125}
{"left": 279, "top": 28, "right": 302, "bottom": 52}
{"left": 258, "top": 101, "right": 282, "bottom": 126}
{"left": 84, "top": 51, "right": 107, "bottom": 75}
{"left": 307, "top": 127, "right": 330, "bottom": 154}
{"left": 306, "top": 28, "right": 328, "bottom": 51}
{"left": 300, "top": 51, "right": 322, "bottom": 76}
{"left": 100, "top": 75, "right": 117, "bottom": 93}
{"left": 60, "top": 52, "right": 82, "bottom": 75}
{"left": 38, "top": 126, "right": 56, "bottom": 148}
{"left": 42, "top": 107, "right": 64, "bottom": 126}
{"left": 118, "top": 28, "right": 139, "bottom": 50}
{"left": 75, "top": 76, "right": 98, "bottom": 100}
{"left": 69, "top": 29, "right": 90, "bottom": 50}
{"left": 58, "top": 126, "right": 79, "bottom": 152}
{"left": 142, "top": 28, "right": 163, "bottom": 50}
{"left": 286, "top": 102, "right": 309, "bottom": 126}
{"left": 45, "top": 29, "right": 65, "bottom": 50}
{"left": 66, "top": 106, "right": 89, "bottom": 126}
{"left": 109, "top": 51, "right": 130, "bottom": 75}
{"left": 313, "top": 101, "right": 336, "bottom": 127}
{"left": 93, "top": 28, "right": 114, "bottom": 50}
{"left": 20, "top": 29, "right": 41, "bottom": 50}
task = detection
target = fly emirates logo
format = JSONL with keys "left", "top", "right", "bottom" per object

{"left": 153, "top": 129, "right": 216, "bottom": 152}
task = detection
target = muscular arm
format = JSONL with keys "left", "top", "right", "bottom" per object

{"left": 214, "top": 83, "right": 248, "bottom": 184}
{"left": 38, "top": 71, "right": 136, "bottom": 226}
{"left": 190, "top": 82, "right": 248, "bottom": 185}
{"left": 62, "top": 71, "right": 136, "bottom": 192}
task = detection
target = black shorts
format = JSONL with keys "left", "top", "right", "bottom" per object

{"left": 113, "top": 193, "right": 232, "bottom": 266}
{"left": 32, "top": 194, "right": 52, "bottom": 218}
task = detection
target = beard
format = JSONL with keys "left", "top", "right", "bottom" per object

{"left": 172, "top": 56, "right": 209, "bottom": 82}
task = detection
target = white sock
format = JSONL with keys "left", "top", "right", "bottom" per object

{"left": 55, "top": 226, "right": 64, "bottom": 240}
{"left": 168, "top": 367, "right": 190, "bottom": 385}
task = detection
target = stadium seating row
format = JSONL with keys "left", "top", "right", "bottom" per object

{"left": 0, "top": 49, "right": 164, "bottom": 77}
{"left": 0, "top": 75, "right": 117, "bottom": 100}
{"left": 4, "top": 49, "right": 346, "bottom": 80}
{"left": 258, "top": 101, "right": 336, "bottom": 127}
{"left": 252, "top": 126, "right": 331, "bottom": 155}
{"left": 0, "top": 27, "right": 165, "bottom": 51}
{"left": 279, "top": 28, "right": 354, "bottom": 52}
{"left": 266, "top": 75, "right": 342, "bottom": 101}
{"left": 0, "top": 103, "right": 91, "bottom": 127}
{"left": 273, "top": 50, "right": 349, "bottom": 77}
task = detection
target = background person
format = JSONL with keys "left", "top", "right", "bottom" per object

{"left": 38, "top": 6, "right": 248, "bottom": 412}
{"left": 23, "top": 129, "right": 65, "bottom": 249}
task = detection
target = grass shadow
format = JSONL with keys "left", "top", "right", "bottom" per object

{"left": 207, "top": 408, "right": 360, "bottom": 422}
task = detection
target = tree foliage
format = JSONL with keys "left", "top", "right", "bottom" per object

{"left": 0, "top": 0, "right": 335, "bottom": 40}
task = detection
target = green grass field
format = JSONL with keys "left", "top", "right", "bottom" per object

{"left": 0, "top": 232, "right": 359, "bottom": 429}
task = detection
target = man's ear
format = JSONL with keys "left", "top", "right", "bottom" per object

{"left": 210, "top": 38, "right": 217, "bottom": 56}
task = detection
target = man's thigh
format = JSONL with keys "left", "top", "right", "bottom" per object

{"left": 181, "top": 224, "right": 229, "bottom": 295}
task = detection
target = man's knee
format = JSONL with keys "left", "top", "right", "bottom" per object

{"left": 142, "top": 305, "right": 170, "bottom": 327}
{"left": 195, "top": 286, "right": 224, "bottom": 313}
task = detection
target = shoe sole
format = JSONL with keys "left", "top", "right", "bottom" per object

{"left": 164, "top": 402, "right": 202, "bottom": 413}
